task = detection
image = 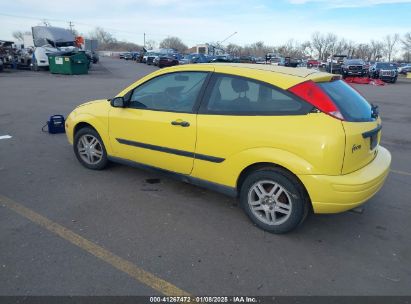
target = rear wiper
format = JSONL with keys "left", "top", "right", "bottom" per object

{"left": 371, "top": 104, "right": 379, "bottom": 119}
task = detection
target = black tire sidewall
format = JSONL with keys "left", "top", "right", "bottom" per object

{"left": 73, "top": 127, "right": 108, "bottom": 170}
{"left": 240, "top": 168, "right": 307, "bottom": 234}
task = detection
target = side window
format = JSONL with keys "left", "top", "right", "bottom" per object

{"left": 129, "top": 72, "right": 208, "bottom": 112}
{"left": 205, "top": 75, "right": 308, "bottom": 114}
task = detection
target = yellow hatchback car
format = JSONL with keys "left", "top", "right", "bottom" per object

{"left": 65, "top": 63, "right": 391, "bottom": 233}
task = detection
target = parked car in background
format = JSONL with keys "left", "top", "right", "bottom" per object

{"left": 15, "top": 48, "right": 33, "bottom": 69}
{"left": 210, "top": 55, "right": 232, "bottom": 63}
{"left": 239, "top": 56, "right": 256, "bottom": 64}
{"left": 65, "top": 63, "right": 391, "bottom": 234}
{"left": 86, "top": 50, "right": 99, "bottom": 64}
{"left": 340, "top": 59, "right": 367, "bottom": 78}
{"left": 369, "top": 62, "right": 398, "bottom": 83}
{"left": 204, "top": 54, "right": 215, "bottom": 62}
{"left": 131, "top": 52, "right": 140, "bottom": 61}
{"left": 123, "top": 52, "right": 133, "bottom": 60}
{"left": 0, "top": 58, "right": 3, "bottom": 72}
{"left": 398, "top": 64, "right": 411, "bottom": 75}
{"left": 255, "top": 57, "right": 266, "bottom": 64}
{"left": 307, "top": 59, "right": 321, "bottom": 68}
{"left": 153, "top": 55, "right": 179, "bottom": 68}
{"left": 152, "top": 55, "right": 160, "bottom": 66}
{"left": 145, "top": 52, "right": 160, "bottom": 65}
{"left": 179, "top": 53, "right": 208, "bottom": 65}
{"left": 279, "top": 57, "right": 301, "bottom": 68}
{"left": 119, "top": 52, "right": 126, "bottom": 59}
{"left": 325, "top": 55, "right": 346, "bottom": 74}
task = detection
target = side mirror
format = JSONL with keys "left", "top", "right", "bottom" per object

{"left": 110, "top": 97, "right": 125, "bottom": 108}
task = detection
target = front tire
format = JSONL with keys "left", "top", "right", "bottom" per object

{"left": 74, "top": 127, "right": 108, "bottom": 170}
{"left": 240, "top": 168, "right": 309, "bottom": 233}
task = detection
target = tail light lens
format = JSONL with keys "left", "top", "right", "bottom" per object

{"left": 288, "top": 80, "right": 345, "bottom": 120}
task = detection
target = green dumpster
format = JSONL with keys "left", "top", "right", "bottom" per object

{"left": 48, "top": 51, "right": 89, "bottom": 75}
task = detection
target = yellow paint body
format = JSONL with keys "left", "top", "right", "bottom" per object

{"left": 65, "top": 63, "right": 391, "bottom": 214}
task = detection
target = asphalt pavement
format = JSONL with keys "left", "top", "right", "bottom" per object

{"left": 0, "top": 58, "right": 410, "bottom": 296}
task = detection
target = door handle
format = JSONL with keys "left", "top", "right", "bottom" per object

{"left": 171, "top": 120, "right": 190, "bottom": 127}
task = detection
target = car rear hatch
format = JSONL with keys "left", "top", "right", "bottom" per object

{"left": 317, "top": 80, "right": 381, "bottom": 174}
{"left": 289, "top": 78, "right": 381, "bottom": 175}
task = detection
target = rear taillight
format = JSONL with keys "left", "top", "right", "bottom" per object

{"left": 288, "top": 80, "right": 344, "bottom": 120}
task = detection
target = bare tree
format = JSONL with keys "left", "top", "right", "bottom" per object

{"left": 145, "top": 39, "right": 157, "bottom": 50}
{"left": 276, "top": 39, "right": 307, "bottom": 58}
{"left": 12, "top": 31, "right": 31, "bottom": 41}
{"left": 226, "top": 43, "right": 243, "bottom": 56}
{"left": 383, "top": 34, "right": 400, "bottom": 62}
{"left": 300, "top": 41, "right": 312, "bottom": 57}
{"left": 159, "top": 37, "right": 187, "bottom": 53}
{"left": 311, "top": 32, "right": 327, "bottom": 60}
{"left": 333, "top": 38, "right": 348, "bottom": 56}
{"left": 323, "top": 33, "right": 338, "bottom": 59}
{"left": 355, "top": 43, "right": 371, "bottom": 60}
{"left": 370, "top": 40, "right": 383, "bottom": 61}
{"left": 243, "top": 41, "right": 272, "bottom": 57}
{"left": 402, "top": 32, "right": 411, "bottom": 62}
{"left": 89, "top": 27, "right": 116, "bottom": 44}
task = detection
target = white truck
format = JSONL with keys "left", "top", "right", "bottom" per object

{"left": 31, "top": 26, "right": 76, "bottom": 71}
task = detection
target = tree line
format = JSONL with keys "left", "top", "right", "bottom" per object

{"left": 89, "top": 28, "right": 411, "bottom": 62}
{"left": 225, "top": 32, "right": 411, "bottom": 62}
{"left": 12, "top": 27, "right": 411, "bottom": 62}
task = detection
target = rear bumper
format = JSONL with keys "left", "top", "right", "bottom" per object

{"left": 299, "top": 146, "right": 391, "bottom": 213}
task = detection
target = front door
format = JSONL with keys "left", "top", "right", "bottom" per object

{"left": 109, "top": 71, "right": 209, "bottom": 174}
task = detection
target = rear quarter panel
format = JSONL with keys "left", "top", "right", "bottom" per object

{"left": 192, "top": 113, "right": 346, "bottom": 188}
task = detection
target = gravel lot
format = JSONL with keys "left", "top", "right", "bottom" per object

{"left": 0, "top": 57, "right": 410, "bottom": 296}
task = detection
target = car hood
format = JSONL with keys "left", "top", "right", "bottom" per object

{"left": 75, "top": 99, "right": 107, "bottom": 109}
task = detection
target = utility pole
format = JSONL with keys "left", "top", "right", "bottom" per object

{"left": 68, "top": 21, "right": 74, "bottom": 34}
{"left": 144, "top": 33, "right": 146, "bottom": 49}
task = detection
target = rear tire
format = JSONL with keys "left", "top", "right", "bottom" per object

{"left": 74, "top": 127, "right": 108, "bottom": 170}
{"left": 240, "top": 168, "right": 309, "bottom": 234}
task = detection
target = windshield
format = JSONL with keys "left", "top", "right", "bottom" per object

{"left": 376, "top": 63, "right": 397, "bottom": 69}
{"left": 318, "top": 80, "right": 373, "bottom": 122}
{"left": 345, "top": 59, "right": 364, "bottom": 65}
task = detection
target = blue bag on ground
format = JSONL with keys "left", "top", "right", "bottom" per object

{"left": 42, "top": 115, "right": 66, "bottom": 134}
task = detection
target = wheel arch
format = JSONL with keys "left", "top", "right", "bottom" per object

{"left": 71, "top": 116, "right": 113, "bottom": 155}
{"left": 73, "top": 121, "right": 96, "bottom": 136}
{"left": 236, "top": 162, "right": 313, "bottom": 211}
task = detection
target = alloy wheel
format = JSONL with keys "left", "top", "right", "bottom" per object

{"left": 77, "top": 134, "right": 104, "bottom": 165}
{"left": 247, "top": 180, "right": 292, "bottom": 226}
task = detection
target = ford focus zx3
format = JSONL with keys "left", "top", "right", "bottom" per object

{"left": 65, "top": 63, "right": 391, "bottom": 233}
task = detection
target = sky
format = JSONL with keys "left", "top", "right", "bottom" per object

{"left": 1, "top": 0, "right": 410, "bottom": 47}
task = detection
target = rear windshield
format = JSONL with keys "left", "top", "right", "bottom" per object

{"left": 318, "top": 80, "right": 373, "bottom": 122}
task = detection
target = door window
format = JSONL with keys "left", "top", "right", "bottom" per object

{"left": 204, "top": 74, "right": 310, "bottom": 115}
{"left": 129, "top": 72, "right": 208, "bottom": 113}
